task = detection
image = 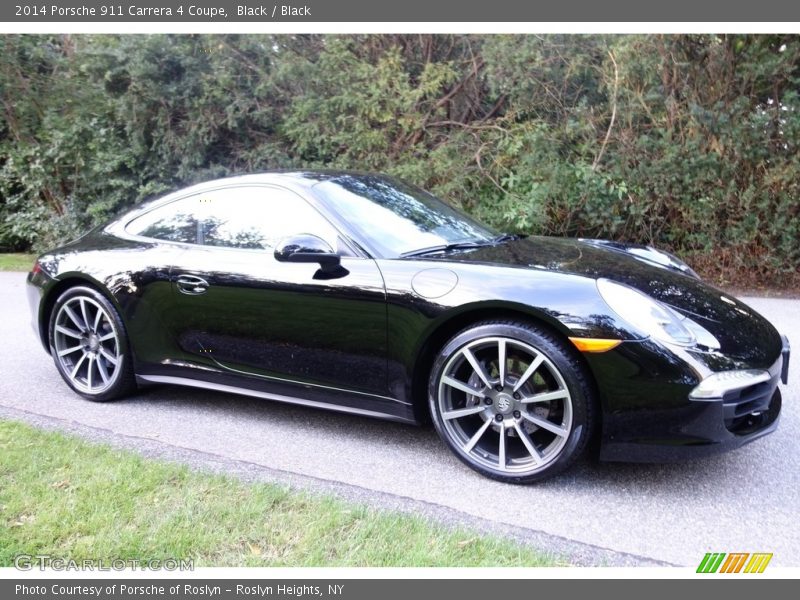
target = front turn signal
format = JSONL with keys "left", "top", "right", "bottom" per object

{"left": 568, "top": 338, "right": 622, "bottom": 353}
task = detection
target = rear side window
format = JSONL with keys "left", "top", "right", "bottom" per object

{"left": 125, "top": 186, "right": 339, "bottom": 251}
{"left": 126, "top": 196, "right": 200, "bottom": 244}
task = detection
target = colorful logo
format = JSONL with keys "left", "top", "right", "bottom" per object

{"left": 697, "top": 552, "right": 773, "bottom": 573}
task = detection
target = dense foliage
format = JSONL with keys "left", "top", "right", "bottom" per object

{"left": 1, "top": 34, "right": 798, "bottom": 286}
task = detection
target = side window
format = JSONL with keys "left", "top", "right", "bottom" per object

{"left": 126, "top": 186, "right": 341, "bottom": 252}
{"left": 198, "top": 187, "right": 339, "bottom": 251}
{"left": 126, "top": 196, "right": 201, "bottom": 243}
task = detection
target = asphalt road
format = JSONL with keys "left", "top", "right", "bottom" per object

{"left": 1, "top": 271, "right": 797, "bottom": 566}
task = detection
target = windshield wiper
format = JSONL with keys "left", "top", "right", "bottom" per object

{"left": 400, "top": 241, "right": 493, "bottom": 258}
{"left": 491, "top": 233, "right": 520, "bottom": 243}
{"left": 400, "top": 234, "right": 521, "bottom": 258}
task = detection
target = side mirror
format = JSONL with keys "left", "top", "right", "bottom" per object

{"left": 274, "top": 234, "right": 341, "bottom": 271}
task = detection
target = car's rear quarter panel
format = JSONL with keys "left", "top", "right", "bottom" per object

{"left": 33, "top": 233, "right": 182, "bottom": 370}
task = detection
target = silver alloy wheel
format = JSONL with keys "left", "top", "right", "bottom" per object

{"left": 437, "top": 336, "right": 573, "bottom": 475}
{"left": 53, "top": 296, "right": 122, "bottom": 395}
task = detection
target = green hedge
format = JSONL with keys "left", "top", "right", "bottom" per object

{"left": 1, "top": 34, "right": 798, "bottom": 284}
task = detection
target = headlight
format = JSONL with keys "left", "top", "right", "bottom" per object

{"left": 597, "top": 278, "right": 696, "bottom": 346}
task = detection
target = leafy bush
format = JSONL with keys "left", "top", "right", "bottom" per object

{"left": 1, "top": 34, "right": 798, "bottom": 286}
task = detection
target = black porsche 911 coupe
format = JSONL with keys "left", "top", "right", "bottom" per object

{"left": 27, "top": 171, "right": 790, "bottom": 483}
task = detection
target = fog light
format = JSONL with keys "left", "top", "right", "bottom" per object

{"left": 690, "top": 370, "right": 770, "bottom": 400}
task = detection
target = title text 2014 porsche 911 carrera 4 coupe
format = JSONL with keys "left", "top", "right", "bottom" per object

{"left": 26, "top": 171, "right": 790, "bottom": 483}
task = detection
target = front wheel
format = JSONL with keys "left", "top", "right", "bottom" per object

{"left": 429, "top": 321, "right": 596, "bottom": 483}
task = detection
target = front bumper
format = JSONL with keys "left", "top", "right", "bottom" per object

{"left": 598, "top": 337, "right": 788, "bottom": 463}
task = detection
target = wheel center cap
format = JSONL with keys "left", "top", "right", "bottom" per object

{"left": 496, "top": 394, "right": 513, "bottom": 414}
{"left": 87, "top": 333, "right": 99, "bottom": 352}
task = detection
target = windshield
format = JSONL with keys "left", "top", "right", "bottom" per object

{"left": 312, "top": 174, "right": 497, "bottom": 258}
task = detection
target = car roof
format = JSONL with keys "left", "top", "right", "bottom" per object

{"left": 122, "top": 170, "right": 388, "bottom": 215}
{"left": 108, "top": 170, "right": 395, "bottom": 234}
{"left": 186, "top": 170, "right": 383, "bottom": 190}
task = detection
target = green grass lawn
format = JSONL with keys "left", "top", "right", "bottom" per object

{"left": 0, "top": 253, "right": 35, "bottom": 271}
{"left": 0, "top": 420, "right": 561, "bottom": 567}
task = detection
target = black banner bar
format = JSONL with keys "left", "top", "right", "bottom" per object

{"left": 3, "top": 0, "right": 800, "bottom": 22}
{"left": 1, "top": 579, "right": 789, "bottom": 600}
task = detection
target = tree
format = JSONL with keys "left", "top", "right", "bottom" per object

{"left": 0, "top": 34, "right": 797, "bottom": 286}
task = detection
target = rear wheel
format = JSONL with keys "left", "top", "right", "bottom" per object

{"left": 429, "top": 321, "right": 595, "bottom": 483}
{"left": 49, "top": 286, "right": 136, "bottom": 402}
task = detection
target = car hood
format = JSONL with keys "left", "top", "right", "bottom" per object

{"left": 435, "top": 236, "right": 783, "bottom": 367}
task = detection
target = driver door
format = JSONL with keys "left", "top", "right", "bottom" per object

{"left": 162, "top": 184, "right": 389, "bottom": 398}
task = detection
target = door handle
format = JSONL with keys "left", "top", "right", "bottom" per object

{"left": 176, "top": 274, "right": 209, "bottom": 295}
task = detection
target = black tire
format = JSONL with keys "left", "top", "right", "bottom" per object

{"left": 48, "top": 285, "right": 137, "bottom": 402}
{"left": 428, "top": 320, "right": 596, "bottom": 483}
